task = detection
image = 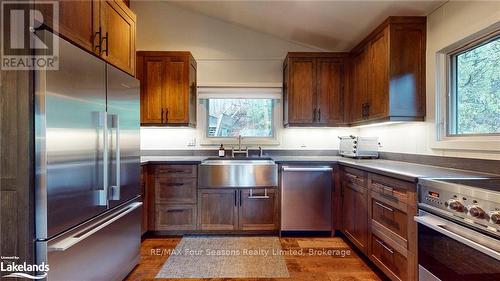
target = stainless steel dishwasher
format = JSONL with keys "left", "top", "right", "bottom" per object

{"left": 281, "top": 166, "right": 333, "bottom": 231}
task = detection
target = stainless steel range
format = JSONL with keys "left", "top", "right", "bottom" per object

{"left": 415, "top": 178, "right": 500, "bottom": 281}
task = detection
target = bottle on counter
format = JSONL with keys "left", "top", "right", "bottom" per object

{"left": 218, "top": 144, "right": 225, "bottom": 157}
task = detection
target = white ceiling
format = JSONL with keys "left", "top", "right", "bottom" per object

{"left": 168, "top": 0, "right": 445, "bottom": 51}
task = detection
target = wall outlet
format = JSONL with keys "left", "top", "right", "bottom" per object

{"left": 187, "top": 137, "right": 196, "bottom": 147}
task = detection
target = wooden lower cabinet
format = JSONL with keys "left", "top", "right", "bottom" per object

{"left": 198, "top": 189, "right": 238, "bottom": 231}
{"left": 370, "top": 233, "right": 408, "bottom": 281}
{"left": 341, "top": 168, "right": 369, "bottom": 254}
{"left": 156, "top": 204, "right": 197, "bottom": 231}
{"left": 340, "top": 166, "right": 417, "bottom": 281}
{"left": 198, "top": 188, "right": 279, "bottom": 232}
{"left": 238, "top": 189, "right": 279, "bottom": 231}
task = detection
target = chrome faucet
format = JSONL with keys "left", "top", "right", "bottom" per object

{"left": 232, "top": 134, "right": 248, "bottom": 157}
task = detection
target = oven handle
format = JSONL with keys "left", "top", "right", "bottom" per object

{"left": 414, "top": 212, "right": 500, "bottom": 261}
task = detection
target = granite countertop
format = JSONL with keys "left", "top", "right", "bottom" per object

{"left": 141, "top": 155, "right": 497, "bottom": 182}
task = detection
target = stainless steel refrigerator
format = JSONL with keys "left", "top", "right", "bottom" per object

{"left": 34, "top": 30, "right": 141, "bottom": 281}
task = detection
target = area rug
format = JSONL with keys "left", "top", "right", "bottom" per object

{"left": 155, "top": 236, "right": 290, "bottom": 278}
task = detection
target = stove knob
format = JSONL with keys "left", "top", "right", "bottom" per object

{"left": 490, "top": 212, "right": 500, "bottom": 224}
{"left": 468, "top": 206, "right": 485, "bottom": 218}
{"left": 447, "top": 200, "right": 464, "bottom": 212}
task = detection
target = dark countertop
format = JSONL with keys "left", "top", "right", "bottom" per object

{"left": 141, "top": 155, "right": 497, "bottom": 182}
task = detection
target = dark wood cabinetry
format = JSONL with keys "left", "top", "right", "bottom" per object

{"left": 283, "top": 53, "right": 347, "bottom": 127}
{"left": 143, "top": 164, "right": 198, "bottom": 233}
{"left": 38, "top": 0, "right": 136, "bottom": 75}
{"left": 340, "top": 166, "right": 418, "bottom": 281}
{"left": 367, "top": 173, "right": 417, "bottom": 281}
{"left": 198, "top": 188, "right": 279, "bottom": 232}
{"left": 100, "top": 0, "right": 136, "bottom": 75}
{"left": 341, "top": 167, "right": 369, "bottom": 254}
{"left": 137, "top": 52, "right": 197, "bottom": 127}
{"left": 349, "top": 17, "right": 426, "bottom": 125}
{"left": 285, "top": 17, "right": 426, "bottom": 127}
{"left": 238, "top": 189, "right": 279, "bottom": 231}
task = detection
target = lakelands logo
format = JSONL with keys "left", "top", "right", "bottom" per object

{"left": 1, "top": 0, "right": 59, "bottom": 70}
{"left": 1, "top": 256, "right": 49, "bottom": 280}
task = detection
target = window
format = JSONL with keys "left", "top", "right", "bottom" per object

{"left": 207, "top": 98, "right": 274, "bottom": 138}
{"left": 448, "top": 35, "right": 500, "bottom": 136}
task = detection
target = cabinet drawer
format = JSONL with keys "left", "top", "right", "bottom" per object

{"left": 343, "top": 167, "right": 367, "bottom": 186}
{"left": 154, "top": 165, "right": 197, "bottom": 178}
{"left": 369, "top": 174, "right": 412, "bottom": 208}
{"left": 155, "top": 177, "right": 197, "bottom": 204}
{"left": 370, "top": 234, "right": 408, "bottom": 281}
{"left": 155, "top": 204, "right": 196, "bottom": 231}
{"left": 372, "top": 199, "right": 407, "bottom": 240}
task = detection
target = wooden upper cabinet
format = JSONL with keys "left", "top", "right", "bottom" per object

{"left": 317, "top": 58, "right": 345, "bottom": 125}
{"left": 283, "top": 53, "right": 347, "bottom": 127}
{"left": 100, "top": 0, "right": 136, "bottom": 75}
{"left": 285, "top": 58, "right": 316, "bottom": 125}
{"left": 350, "top": 48, "right": 368, "bottom": 123}
{"left": 137, "top": 51, "right": 197, "bottom": 127}
{"left": 37, "top": 0, "right": 136, "bottom": 76}
{"left": 367, "top": 29, "right": 389, "bottom": 119}
{"left": 58, "top": 0, "right": 99, "bottom": 53}
{"left": 349, "top": 17, "right": 426, "bottom": 125}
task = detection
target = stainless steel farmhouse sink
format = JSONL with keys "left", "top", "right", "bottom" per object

{"left": 198, "top": 158, "right": 278, "bottom": 188}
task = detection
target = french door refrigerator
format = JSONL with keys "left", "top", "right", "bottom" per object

{"left": 34, "top": 30, "right": 141, "bottom": 281}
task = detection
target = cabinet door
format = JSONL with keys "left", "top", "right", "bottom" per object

{"left": 343, "top": 182, "right": 368, "bottom": 253}
{"left": 350, "top": 48, "right": 368, "bottom": 122}
{"left": 317, "top": 58, "right": 344, "bottom": 125}
{"left": 100, "top": 0, "right": 136, "bottom": 75}
{"left": 188, "top": 61, "right": 197, "bottom": 126}
{"left": 165, "top": 57, "right": 189, "bottom": 124}
{"left": 238, "top": 189, "right": 278, "bottom": 231}
{"left": 368, "top": 28, "right": 389, "bottom": 119}
{"left": 287, "top": 58, "right": 316, "bottom": 125}
{"left": 59, "top": 0, "right": 99, "bottom": 53}
{"left": 36, "top": 1, "right": 99, "bottom": 54}
{"left": 198, "top": 189, "right": 238, "bottom": 231}
{"left": 140, "top": 57, "right": 165, "bottom": 124}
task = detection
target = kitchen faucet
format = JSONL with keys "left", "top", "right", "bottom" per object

{"left": 232, "top": 134, "right": 248, "bottom": 157}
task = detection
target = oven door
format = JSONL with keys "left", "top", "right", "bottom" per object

{"left": 415, "top": 210, "right": 500, "bottom": 281}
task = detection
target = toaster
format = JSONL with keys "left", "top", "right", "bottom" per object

{"left": 339, "top": 135, "right": 379, "bottom": 158}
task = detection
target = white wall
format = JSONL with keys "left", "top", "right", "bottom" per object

{"left": 359, "top": 1, "right": 500, "bottom": 160}
{"left": 133, "top": 1, "right": 358, "bottom": 150}
{"left": 134, "top": 1, "right": 500, "bottom": 159}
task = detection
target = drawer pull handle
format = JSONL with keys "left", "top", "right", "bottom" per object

{"left": 167, "top": 209, "right": 184, "bottom": 213}
{"left": 248, "top": 188, "right": 270, "bottom": 199}
{"left": 375, "top": 201, "right": 394, "bottom": 212}
{"left": 345, "top": 173, "right": 360, "bottom": 180}
{"left": 375, "top": 238, "right": 394, "bottom": 254}
{"left": 167, "top": 183, "right": 184, "bottom": 187}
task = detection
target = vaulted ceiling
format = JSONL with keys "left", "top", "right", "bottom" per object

{"left": 169, "top": 0, "right": 445, "bottom": 51}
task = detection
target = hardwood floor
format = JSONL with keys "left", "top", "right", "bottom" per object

{"left": 124, "top": 236, "right": 383, "bottom": 281}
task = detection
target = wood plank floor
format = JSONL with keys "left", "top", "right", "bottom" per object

{"left": 124, "top": 237, "right": 383, "bottom": 281}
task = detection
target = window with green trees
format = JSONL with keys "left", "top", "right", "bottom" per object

{"left": 449, "top": 35, "right": 500, "bottom": 135}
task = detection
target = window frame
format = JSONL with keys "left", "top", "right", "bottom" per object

{"left": 446, "top": 32, "right": 500, "bottom": 137}
{"left": 204, "top": 98, "right": 276, "bottom": 139}
{"left": 433, "top": 26, "right": 500, "bottom": 151}
{"left": 197, "top": 86, "right": 282, "bottom": 146}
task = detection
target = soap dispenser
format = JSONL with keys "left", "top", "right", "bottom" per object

{"left": 218, "top": 144, "right": 225, "bottom": 157}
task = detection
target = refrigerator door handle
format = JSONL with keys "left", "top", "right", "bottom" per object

{"left": 109, "top": 114, "right": 121, "bottom": 201}
{"left": 48, "top": 202, "right": 142, "bottom": 252}
{"left": 97, "top": 111, "right": 108, "bottom": 206}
